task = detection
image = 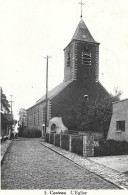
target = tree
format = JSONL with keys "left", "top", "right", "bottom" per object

{"left": 18, "top": 108, "right": 27, "bottom": 136}
{"left": 78, "top": 88, "right": 123, "bottom": 139}
{"left": 63, "top": 107, "right": 78, "bottom": 130}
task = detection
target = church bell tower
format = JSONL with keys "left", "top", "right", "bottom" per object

{"left": 64, "top": 16, "right": 100, "bottom": 86}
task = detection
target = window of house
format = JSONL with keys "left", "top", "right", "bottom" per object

{"left": 116, "top": 120, "right": 125, "bottom": 131}
{"left": 67, "top": 51, "right": 70, "bottom": 67}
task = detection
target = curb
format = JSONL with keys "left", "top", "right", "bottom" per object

{"left": 1, "top": 140, "right": 12, "bottom": 165}
{"left": 39, "top": 141, "right": 128, "bottom": 190}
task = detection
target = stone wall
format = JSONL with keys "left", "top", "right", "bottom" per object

{"left": 45, "top": 133, "right": 94, "bottom": 157}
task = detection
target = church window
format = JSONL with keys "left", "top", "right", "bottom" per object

{"left": 33, "top": 112, "right": 35, "bottom": 126}
{"left": 43, "top": 107, "right": 46, "bottom": 124}
{"left": 82, "top": 35, "right": 86, "bottom": 39}
{"left": 67, "top": 51, "right": 70, "bottom": 67}
{"left": 82, "top": 46, "right": 91, "bottom": 65}
{"left": 38, "top": 109, "right": 39, "bottom": 126}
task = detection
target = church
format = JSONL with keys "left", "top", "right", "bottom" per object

{"left": 27, "top": 9, "right": 109, "bottom": 134}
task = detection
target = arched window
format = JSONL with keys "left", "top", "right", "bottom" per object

{"left": 33, "top": 112, "right": 35, "bottom": 126}
{"left": 67, "top": 51, "right": 70, "bottom": 67}
{"left": 38, "top": 109, "right": 39, "bottom": 126}
{"left": 51, "top": 123, "right": 56, "bottom": 133}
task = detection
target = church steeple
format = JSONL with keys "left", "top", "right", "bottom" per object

{"left": 72, "top": 19, "right": 96, "bottom": 43}
{"left": 64, "top": 17, "right": 99, "bottom": 84}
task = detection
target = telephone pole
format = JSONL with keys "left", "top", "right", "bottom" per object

{"left": 44, "top": 56, "right": 51, "bottom": 134}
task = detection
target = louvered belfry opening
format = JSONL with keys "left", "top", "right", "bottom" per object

{"left": 82, "top": 46, "right": 91, "bottom": 66}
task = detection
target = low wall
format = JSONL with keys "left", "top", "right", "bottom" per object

{"left": 45, "top": 133, "right": 94, "bottom": 157}
{"left": 50, "top": 133, "right": 54, "bottom": 144}
{"left": 71, "top": 135, "right": 83, "bottom": 155}
{"left": 55, "top": 134, "right": 60, "bottom": 147}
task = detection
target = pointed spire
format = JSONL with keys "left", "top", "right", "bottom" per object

{"left": 72, "top": 19, "right": 96, "bottom": 43}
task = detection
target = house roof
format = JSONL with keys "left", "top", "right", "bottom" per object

{"left": 36, "top": 79, "right": 73, "bottom": 105}
{"left": 5, "top": 114, "right": 13, "bottom": 121}
{"left": 1, "top": 113, "right": 13, "bottom": 123}
{"left": 72, "top": 19, "right": 97, "bottom": 43}
{"left": 112, "top": 98, "right": 128, "bottom": 104}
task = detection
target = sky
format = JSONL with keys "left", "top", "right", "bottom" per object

{"left": 0, "top": 0, "right": 128, "bottom": 120}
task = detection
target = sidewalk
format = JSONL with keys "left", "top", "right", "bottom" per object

{"left": 1, "top": 140, "right": 12, "bottom": 164}
{"left": 39, "top": 140, "right": 128, "bottom": 190}
{"left": 88, "top": 155, "right": 128, "bottom": 174}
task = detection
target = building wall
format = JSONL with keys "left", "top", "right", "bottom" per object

{"left": 27, "top": 100, "right": 51, "bottom": 131}
{"left": 51, "top": 80, "right": 109, "bottom": 129}
{"left": 75, "top": 41, "right": 99, "bottom": 84}
{"left": 107, "top": 99, "right": 128, "bottom": 141}
{"left": 64, "top": 41, "right": 75, "bottom": 82}
{"left": 64, "top": 40, "right": 99, "bottom": 84}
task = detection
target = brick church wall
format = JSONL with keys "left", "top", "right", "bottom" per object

{"left": 27, "top": 101, "right": 50, "bottom": 131}
{"left": 64, "top": 41, "right": 75, "bottom": 82}
{"left": 51, "top": 80, "right": 108, "bottom": 128}
{"left": 75, "top": 41, "right": 99, "bottom": 84}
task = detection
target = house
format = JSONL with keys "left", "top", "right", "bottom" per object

{"left": 27, "top": 15, "right": 109, "bottom": 135}
{"left": 107, "top": 99, "right": 128, "bottom": 142}
{"left": 0, "top": 87, "right": 13, "bottom": 141}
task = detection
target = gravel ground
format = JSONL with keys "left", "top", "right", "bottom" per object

{"left": 1, "top": 139, "right": 119, "bottom": 189}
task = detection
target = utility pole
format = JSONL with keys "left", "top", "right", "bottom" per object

{"left": 44, "top": 56, "right": 51, "bottom": 134}
{"left": 9, "top": 95, "right": 14, "bottom": 136}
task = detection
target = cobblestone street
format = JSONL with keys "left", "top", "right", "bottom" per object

{"left": 1, "top": 139, "right": 119, "bottom": 189}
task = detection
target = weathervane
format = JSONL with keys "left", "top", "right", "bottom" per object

{"left": 79, "top": 0, "right": 84, "bottom": 19}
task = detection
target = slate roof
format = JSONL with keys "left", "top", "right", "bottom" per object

{"left": 72, "top": 19, "right": 97, "bottom": 43}
{"left": 36, "top": 79, "right": 73, "bottom": 104}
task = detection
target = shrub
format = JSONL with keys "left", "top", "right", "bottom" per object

{"left": 55, "top": 134, "right": 60, "bottom": 147}
{"left": 94, "top": 139, "right": 128, "bottom": 156}
{"left": 61, "top": 134, "right": 69, "bottom": 151}
{"left": 22, "top": 129, "right": 41, "bottom": 138}
{"left": 71, "top": 135, "right": 83, "bottom": 156}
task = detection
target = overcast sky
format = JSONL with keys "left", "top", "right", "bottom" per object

{"left": 0, "top": 0, "right": 128, "bottom": 119}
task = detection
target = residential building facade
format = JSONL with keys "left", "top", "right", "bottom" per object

{"left": 107, "top": 99, "right": 128, "bottom": 141}
{"left": 0, "top": 87, "right": 13, "bottom": 140}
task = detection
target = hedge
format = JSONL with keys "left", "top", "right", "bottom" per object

{"left": 71, "top": 135, "right": 83, "bottom": 156}
{"left": 22, "top": 129, "right": 41, "bottom": 138}
{"left": 61, "top": 134, "right": 69, "bottom": 151}
{"left": 94, "top": 139, "right": 128, "bottom": 156}
{"left": 55, "top": 134, "right": 60, "bottom": 147}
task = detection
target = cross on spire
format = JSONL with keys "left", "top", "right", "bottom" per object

{"left": 79, "top": 0, "right": 84, "bottom": 19}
